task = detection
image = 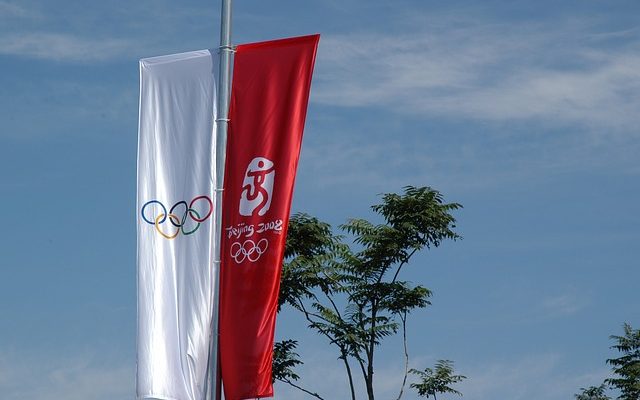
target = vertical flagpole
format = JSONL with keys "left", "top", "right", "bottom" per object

{"left": 209, "top": 0, "right": 232, "bottom": 399}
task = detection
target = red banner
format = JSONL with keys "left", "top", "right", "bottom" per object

{"left": 219, "top": 34, "right": 320, "bottom": 400}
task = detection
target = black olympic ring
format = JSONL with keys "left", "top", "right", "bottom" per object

{"left": 230, "top": 239, "right": 269, "bottom": 263}
{"left": 141, "top": 195, "right": 213, "bottom": 239}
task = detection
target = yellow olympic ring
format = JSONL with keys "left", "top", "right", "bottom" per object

{"left": 155, "top": 213, "right": 181, "bottom": 240}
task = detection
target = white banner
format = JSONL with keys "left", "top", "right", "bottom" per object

{"left": 137, "top": 50, "right": 218, "bottom": 400}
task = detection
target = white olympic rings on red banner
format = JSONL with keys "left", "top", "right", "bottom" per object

{"left": 230, "top": 239, "right": 269, "bottom": 264}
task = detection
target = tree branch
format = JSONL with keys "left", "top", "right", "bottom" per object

{"left": 354, "top": 302, "right": 369, "bottom": 383}
{"left": 294, "top": 299, "right": 335, "bottom": 325}
{"left": 366, "top": 302, "right": 377, "bottom": 400}
{"left": 340, "top": 351, "right": 357, "bottom": 400}
{"left": 278, "top": 378, "right": 325, "bottom": 400}
{"left": 391, "top": 247, "right": 419, "bottom": 284}
{"left": 324, "top": 288, "right": 343, "bottom": 320}
{"left": 296, "top": 299, "right": 339, "bottom": 344}
{"left": 395, "top": 312, "right": 409, "bottom": 400}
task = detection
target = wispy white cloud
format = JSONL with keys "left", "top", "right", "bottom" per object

{"left": 299, "top": 123, "right": 640, "bottom": 193}
{"left": 0, "top": 79, "right": 137, "bottom": 138}
{"left": 540, "top": 290, "right": 590, "bottom": 318}
{"left": 0, "top": 350, "right": 132, "bottom": 400}
{"left": 0, "top": 0, "right": 216, "bottom": 63}
{"left": 460, "top": 353, "right": 610, "bottom": 400}
{"left": 296, "top": 16, "right": 640, "bottom": 193}
{"left": 313, "top": 19, "right": 640, "bottom": 131}
{"left": 0, "top": 1, "right": 31, "bottom": 18}
{"left": 0, "top": 32, "right": 138, "bottom": 62}
{"left": 300, "top": 137, "right": 422, "bottom": 190}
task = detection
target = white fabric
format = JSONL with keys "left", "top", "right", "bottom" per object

{"left": 137, "top": 50, "right": 218, "bottom": 400}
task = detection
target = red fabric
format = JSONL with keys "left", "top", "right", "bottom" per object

{"left": 219, "top": 34, "right": 320, "bottom": 400}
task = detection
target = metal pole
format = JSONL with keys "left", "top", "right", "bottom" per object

{"left": 208, "top": 0, "right": 232, "bottom": 399}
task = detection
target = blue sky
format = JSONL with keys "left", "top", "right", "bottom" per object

{"left": 1, "top": 0, "right": 639, "bottom": 399}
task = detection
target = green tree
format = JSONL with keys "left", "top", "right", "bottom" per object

{"left": 275, "top": 186, "right": 462, "bottom": 400}
{"left": 574, "top": 384, "right": 611, "bottom": 400}
{"left": 409, "top": 360, "right": 466, "bottom": 400}
{"left": 606, "top": 323, "right": 640, "bottom": 399}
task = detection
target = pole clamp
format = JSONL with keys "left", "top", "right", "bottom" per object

{"left": 218, "top": 45, "right": 236, "bottom": 53}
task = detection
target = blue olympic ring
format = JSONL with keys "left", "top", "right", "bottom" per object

{"left": 141, "top": 200, "right": 166, "bottom": 225}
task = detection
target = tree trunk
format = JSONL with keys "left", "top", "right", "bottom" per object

{"left": 366, "top": 305, "right": 377, "bottom": 400}
{"left": 366, "top": 372, "right": 375, "bottom": 400}
{"left": 395, "top": 313, "right": 409, "bottom": 400}
{"left": 341, "top": 351, "right": 357, "bottom": 400}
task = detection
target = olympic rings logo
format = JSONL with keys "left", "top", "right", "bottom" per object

{"left": 230, "top": 239, "right": 269, "bottom": 264}
{"left": 141, "top": 195, "right": 213, "bottom": 239}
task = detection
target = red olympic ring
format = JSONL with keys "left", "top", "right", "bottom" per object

{"left": 189, "top": 195, "right": 213, "bottom": 222}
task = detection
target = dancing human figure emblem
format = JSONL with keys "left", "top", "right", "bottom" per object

{"left": 239, "top": 157, "right": 275, "bottom": 217}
